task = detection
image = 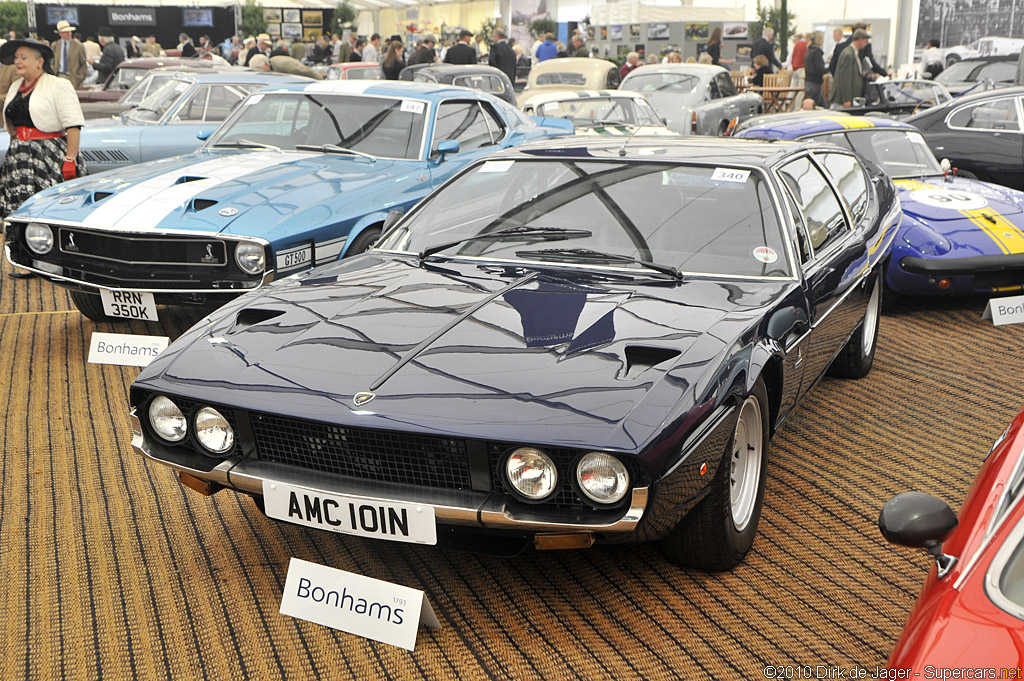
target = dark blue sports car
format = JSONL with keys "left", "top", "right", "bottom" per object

{"left": 129, "top": 137, "right": 899, "bottom": 571}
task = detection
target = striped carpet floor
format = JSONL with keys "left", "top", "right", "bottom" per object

{"left": 0, "top": 261, "right": 1019, "bottom": 680}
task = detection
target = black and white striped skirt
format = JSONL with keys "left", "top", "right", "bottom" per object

{"left": 0, "top": 136, "right": 86, "bottom": 219}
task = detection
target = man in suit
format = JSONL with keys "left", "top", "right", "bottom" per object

{"left": 51, "top": 20, "right": 87, "bottom": 88}
{"left": 245, "top": 34, "right": 271, "bottom": 66}
{"left": 830, "top": 28, "right": 869, "bottom": 108}
{"left": 95, "top": 28, "right": 125, "bottom": 84}
{"left": 751, "top": 27, "right": 782, "bottom": 71}
{"left": 488, "top": 28, "right": 516, "bottom": 83}
{"left": 407, "top": 34, "right": 437, "bottom": 65}
{"left": 444, "top": 29, "right": 476, "bottom": 65}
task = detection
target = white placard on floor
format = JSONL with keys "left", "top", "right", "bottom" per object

{"left": 982, "top": 294, "right": 1024, "bottom": 326}
{"left": 280, "top": 557, "right": 440, "bottom": 651}
{"left": 87, "top": 332, "right": 169, "bottom": 367}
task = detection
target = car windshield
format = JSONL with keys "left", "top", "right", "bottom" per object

{"left": 377, "top": 159, "right": 790, "bottom": 278}
{"left": 122, "top": 77, "right": 193, "bottom": 122}
{"left": 844, "top": 130, "right": 942, "bottom": 178}
{"left": 936, "top": 61, "right": 983, "bottom": 83}
{"left": 452, "top": 74, "right": 505, "bottom": 94}
{"left": 622, "top": 72, "right": 701, "bottom": 93}
{"left": 868, "top": 80, "right": 952, "bottom": 106}
{"left": 114, "top": 67, "right": 149, "bottom": 89}
{"left": 120, "top": 72, "right": 179, "bottom": 106}
{"left": 536, "top": 96, "right": 662, "bottom": 127}
{"left": 206, "top": 92, "right": 427, "bottom": 159}
{"left": 535, "top": 72, "right": 588, "bottom": 86}
{"left": 346, "top": 66, "right": 381, "bottom": 80}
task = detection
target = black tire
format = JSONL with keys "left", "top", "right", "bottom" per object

{"left": 70, "top": 290, "right": 112, "bottom": 322}
{"left": 827, "top": 271, "right": 882, "bottom": 379}
{"left": 945, "top": 54, "right": 960, "bottom": 68}
{"left": 660, "top": 377, "right": 770, "bottom": 572}
{"left": 345, "top": 228, "right": 381, "bottom": 257}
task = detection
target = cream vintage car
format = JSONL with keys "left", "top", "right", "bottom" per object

{"left": 519, "top": 90, "right": 676, "bottom": 136}
{"left": 519, "top": 58, "right": 622, "bottom": 111}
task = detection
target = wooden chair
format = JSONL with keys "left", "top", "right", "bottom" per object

{"left": 731, "top": 70, "right": 748, "bottom": 92}
{"left": 763, "top": 73, "right": 789, "bottom": 89}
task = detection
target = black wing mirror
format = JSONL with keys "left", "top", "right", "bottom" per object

{"left": 383, "top": 209, "right": 404, "bottom": 231}
{"left": 878, "top": 491, "right": 959, "bottom": 578}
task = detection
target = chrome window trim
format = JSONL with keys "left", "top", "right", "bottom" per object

{"left": 943, "top": 94, "right": 1024, "bottom": 134}
{"left": 984, "top": 512, "right": 1024, "bottom": 621}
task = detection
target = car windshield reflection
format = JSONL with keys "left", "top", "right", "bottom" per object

{"left": 846, "top": 130, "right": 943, "bottom": 179}
{"left": 377, "top": 159, "right": 790, "bottom": 278}
{"left": 538, "top": 97, "right": 662, "bottom": 127}
{"left": 206, "top": 93, "right": 427, "bottom": 160}
{"left": 123, "top": 77, "right": 194, "bottom": 122}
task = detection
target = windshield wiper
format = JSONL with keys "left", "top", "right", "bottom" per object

{"left": 516, "top": 247, "right": 683, "bottom": 280}
{"left": 420, "top": 226, "right": 592, "bottom": 259}
{"left": 294, "top": 143, "right": 376, "bottom": 162}
{"left": 211, "top": 139, "right": 281, "bottom": 152}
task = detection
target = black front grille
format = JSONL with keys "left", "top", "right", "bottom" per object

{"left": 251, "top": 413, "right": 474, "bottom": 491}
{"left": 974, "top": 269, "right": 1024, "bottom": 291}
{"left": 59, "top": 228, "right": 227, "bottom": 266}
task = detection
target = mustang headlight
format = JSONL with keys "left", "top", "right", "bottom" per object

{"left": 24, "top": 223, "right": 53, "bottom": 255}
{"left": 234, "top": 242, "right": 265, "bottom": 275}
{"left": 148, "top": 395, "right": 187, "bottom": 442}
{"left": 194, "top": 407, "right": 234, "bottom": 454}
{"left": 506, "top": 447, "right": 558, "bottom": 500}
{"left": 576, "top": 452, "right": 630, "bottom": 504}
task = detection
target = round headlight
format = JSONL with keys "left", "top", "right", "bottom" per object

{"left": 25, "top": 223, "right": 53, "bottom": 255}
{"left": 194, "top": 407, "right": 235, "bottom": 454}
{"left": 505, "top": 447, "right": 558, "bottom": 500}
{"left": 235, "top": 242, "right": 265, "bottom": 275}
{"left": 148, "top": 395, "right": 187, "bottom": 442}
{"left": 576, "top": 452, "right": 630, "bottom": 504}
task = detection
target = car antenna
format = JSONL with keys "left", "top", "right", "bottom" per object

{"left": 617, "top": 122, "right": 643, "bottom": 157}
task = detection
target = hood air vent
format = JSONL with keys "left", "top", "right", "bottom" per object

{"left": 90, "top": 191, "right": 115, "bottom": 203}
{"left": 191, "top": 198, "right": 218, "bottom": 211}
{"left": 230, "top": 308, "right": 285, "bottom": 334}
{"left": 176, "top": 175, "right": 207, "bottom": 184}
{"left": 623, "top": 346, "right": 681, "bottom": 380}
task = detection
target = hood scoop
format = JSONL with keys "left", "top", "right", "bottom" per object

{"left": 89, "top": 191, "right": 115, "bottom": 203}
{"left": 230, "top": 308, "right": 286, "bottom": 334}
{"left": 622, "top": 345, "right": 680, "bottom": 379}
{"left": 176, "top": 175, "right": 208, "bottom": 185}
{"left": 190, "top": 198, "right": 218, "bottom": 211}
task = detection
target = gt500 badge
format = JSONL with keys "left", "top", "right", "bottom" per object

{"left": 909, "top": 188, "right": 988, "bottom": 211}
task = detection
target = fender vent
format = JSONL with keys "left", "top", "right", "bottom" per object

{"left": 191, "top": 198, "right": 218, "bottom": 211}
{"left": 623, "top": 346, "right": 680, "bottom": 380}
{"left": 230, "top": 308, "right": 285, "bottom": 334}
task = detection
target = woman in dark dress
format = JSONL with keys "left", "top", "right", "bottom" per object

{"left": 749, "top": 54, "right": 771, "bottom": 87}
{"left": 381, "top": 41, "right": 405, "bottom": 80}
{"left": 705, "top": 27, "right": 733, "bottom": 67}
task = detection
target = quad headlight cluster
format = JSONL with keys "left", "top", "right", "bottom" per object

{"left": 147, "top": 395, "right": 234, "bottom": 456}
{"left": 25, "top": 223, "right": 53, "bottom": 255}
{"left": 504, "top": 447, "right": 630, "bottom": 505}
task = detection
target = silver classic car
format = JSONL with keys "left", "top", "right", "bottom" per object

{"left": 619, "top": 64, "right": 763, "bottom": 136}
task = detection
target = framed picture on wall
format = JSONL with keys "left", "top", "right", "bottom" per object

{"left": 304, "top": 27, "right": 321, "bottom": 40}
{"left": 283, "top": 9, "right": 301, "bottom": 23}
{"left": 634, "top": 43, "right": 646, "bottom": 57}
{"left": 46, "top": 7, "right": 79, "bottom": 26}
{"left": 685, "top": 23, "right": 709, "bottom": 40}
{"left": 282, "top": 22, "right": 302, "bottom": 39}
{"left": 600, "top": 27, "right": 607, "bottom": 40}
{"left": 647, "top": 23, "right": 669, "bottom": 40}
{"left": 263, "top": 8, "right": 282, "bottom": 23}
{"left": 183, "top": 9, "right": 213, "bottom": 27}
{"left": 610, "top": 25, "right": 622, "bottom": 40}
{"left": 267, "top": 23, "right": 281, "bottom": 37}
{"left": 723, "top": 23, "right": 748, "bottom": 39}
{"left": 302, "top": 10, "right": 322, "bottom": 26}
{"left": 629, "top": 24, "right": 640, "bottom": 38}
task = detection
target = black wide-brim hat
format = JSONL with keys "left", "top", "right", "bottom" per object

{"left": 0, "top": 38, "right": 55, "bottom": 66}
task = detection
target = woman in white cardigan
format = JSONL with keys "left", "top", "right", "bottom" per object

{"left": 0, "top": 38, "right": 85, "bottom": 223}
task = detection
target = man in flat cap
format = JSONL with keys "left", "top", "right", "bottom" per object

{"left": 830, "top": 27, "right": 870, "bottom": 108}
{"left": 51, "top": 19, "right": 87, "bottom": 88}
{"left": 95, "top": 27, "right": 124, "bottom": 84}
{"left": 444, "top": 29, "right": 476, "bottom": 64}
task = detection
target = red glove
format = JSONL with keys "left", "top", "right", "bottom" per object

{"left": 62, "top": 157, "right": 76, "bottom": 181}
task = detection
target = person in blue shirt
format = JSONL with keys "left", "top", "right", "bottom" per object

{"left": 536, "top": 33, "right": 557, "bottom": 62}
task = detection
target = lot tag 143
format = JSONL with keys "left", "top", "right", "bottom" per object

{"left": 87, "top": 332, "right": 169, "bottom": 367}
{"left": 280, "top": 558, "right": 440, "bottom": 651}
{"left": 982, "top": 294, "right": 1024, "bottom": 326}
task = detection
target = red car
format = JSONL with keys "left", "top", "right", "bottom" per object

{"left": 879, "top": 408, "right": 1024, "bottom": 668}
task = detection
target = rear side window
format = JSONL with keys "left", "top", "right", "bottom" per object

{"left": 432, "top": 101, "right": 506, "bottom": 153}
{"left": 453, "top": 74, "right": 506, "bottom": 94}
{"left": 948, "top": 97, "right": 1020, "bottom": 131}
{"left": 816, "top": 152, "right": 869, "bottom": 224}
{"left": 778, "top": 156, "right": 849, "bottom": 254}
{"left": 605, "top": 68, "right": 620, "bottom": 89}
{"left": 536, "top": 72, "right": 586, "bottom": 86}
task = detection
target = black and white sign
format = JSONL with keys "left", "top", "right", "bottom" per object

{"left": 280, "top": 558, "right": 440, "bottom": 650}
{"left": 983, "top": 294, "right": 1024, "bottom": 326}
{"left": 87, "top": 332, "right": 169, "bottom": 367}
{"left": 107, "top": 7, "right": 157, "bottom": 26}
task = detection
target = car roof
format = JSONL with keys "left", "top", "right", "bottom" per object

{"left": 419, "top": 64, "right": 505, "bottom": 76}
{"left": 530, "top": 57, "right": 618, "bottom": 75}
{"left": 525, "top": 89, "right": 648, "bottom": 104}
{"left": 114, "top": 57, "right": 215, "bottom": 70}
{"left": 737, "top": 114, "right": 916, "bottom": 138}
{"left": 156, "top": 69, "right": 311, "bottom": 84}
{"left": 927, "top": 84, "right": 1024, "bottom": 107}
{"left": 950, "top": 55, "right": 1019, "bottom": 64}
{"left": 258, "top": 79, "right": 499, "bottom": 101}
{"left": 489, "top": 135, "right": 813, "bottom": 166}
{"left": 626, "top": 63, "right": 727, "bottom": 76}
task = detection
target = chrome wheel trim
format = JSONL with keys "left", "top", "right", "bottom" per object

{"left": 730, "top": 395, "right": 763, "bottom": 532}
{"left": 862, "top": 276, "right": 881, "bottom": 359}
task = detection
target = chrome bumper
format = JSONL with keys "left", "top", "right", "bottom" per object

{"left": 130, "top": 409, "right": 648, "bottom": 535}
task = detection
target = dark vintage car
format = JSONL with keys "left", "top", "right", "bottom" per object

{"left": 932, "top": 55, "right": 1018, "bottom": 96}
{"left": 879, "top": 404, "right": 1024, "bottom": 668}
{"left": 78, "top": 57, "right": 215, "bottom": 104}
{"left": 400, "top": 63, "right": 516, "bottom": 106}
{"left": 129, "top": 137, "right": 899, "bottom": 571}
{"left": 905, "top": 86, "right": 1024, "bottom": 191}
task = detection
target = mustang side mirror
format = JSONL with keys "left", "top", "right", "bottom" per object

{"left": 383, "top": 209, "right": 403, "bottom": 231}
{"left": 435, "top": 139, "right": 460, "bottom": 163}
{"left": 878, "top": 491, "right": 959, "bottom": 578}
{"left": 196, "top": 130, "right": 213, "bottom": 141}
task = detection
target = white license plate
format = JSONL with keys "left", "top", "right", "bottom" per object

{"left": 262, "top": 481, "right": 437, "bottom": 545}
{"left": 100, "top": 289, "right": 158, "bottom": 321}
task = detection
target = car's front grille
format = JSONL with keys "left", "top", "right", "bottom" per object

{"left": 251, "top": 413, "right": 474, "bottom": 491}
{"left": 975, "top": 269, "right": 1024, "bottom": 291}
{"left": 59, "top": 228, "right": 228, "bottom": 266}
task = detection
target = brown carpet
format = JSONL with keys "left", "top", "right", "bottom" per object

{"left": 0, "top": 259, "right": 1019, "bottom": 680}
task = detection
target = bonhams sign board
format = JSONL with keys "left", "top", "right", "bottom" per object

{"left": 107, "top": 7, "right": 156, "bottom": 26}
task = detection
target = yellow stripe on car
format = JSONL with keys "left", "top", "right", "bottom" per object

{"left": 822, "top": 116, "right": 875, "bottom": 129}
{"left": 960, "top": 208, "right": 1024, "bottom": 255}
{"left": 893, "top": 179, "right": 937, "bottom": 191}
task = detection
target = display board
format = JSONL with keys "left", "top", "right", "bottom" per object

{"left": 588, "top": 21, "right": 754, "bottom": 64}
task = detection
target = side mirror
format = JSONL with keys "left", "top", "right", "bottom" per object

{"left": 766, "top": 306, "right": 809, "bottom": 341}
{"left": 196, "top": 130, "right": 213, "bottom": 141}
{"left": 879, "top": 491, "right": 959, "bottom": 578}
{"left": 940, "top": 158, "right": 952, "bottom": 174}
{"left": 383, "top": 209, "right": 403, "bottom": 231}
{"left": 435, "top": 139, "right": 460, "bottom": 163}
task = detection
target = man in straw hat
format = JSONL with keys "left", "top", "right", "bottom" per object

{"left": 244, "top": 33, "right": 271, "bottom": 66}
{"left": 51, "top": 19, "right": 87, "bottom": 88}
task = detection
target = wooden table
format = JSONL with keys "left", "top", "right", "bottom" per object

{"left": 747, "top": 86, "right": 805, "bottom": 113}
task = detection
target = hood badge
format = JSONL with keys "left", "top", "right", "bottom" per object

{"left": 218, "top": 207, "right": 238, "bottom": 217}
{"left": 353, "top": 391, "right": 376, "bottom": 407}
{"left": 200, "top": 244, "right": 218, "bottom": 264}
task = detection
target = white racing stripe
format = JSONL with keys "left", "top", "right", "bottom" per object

{"left": 80, "top": 151, "right": 309, "bottom": 232}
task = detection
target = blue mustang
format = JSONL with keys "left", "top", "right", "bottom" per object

{"left": 2, "top": 80, "right": 572, "bottom": 321}
{"left": 736, "top": 114, "right": 1024, "bottom": 296}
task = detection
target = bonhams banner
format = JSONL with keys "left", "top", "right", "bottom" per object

{"left": 107, "top": 7, "right": 157, "bottom": 26}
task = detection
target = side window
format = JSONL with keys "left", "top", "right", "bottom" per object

{"left": 812, "top": 132, "right": 852, "bottom": 150}
{"left": 781, "top": 181, "right": 813, "bottom": 264}
{"left": 431, "top": 101, "right": 505, "bottom": 153}
{"left": 204, "top": 85, "right": 253, "bottom": 122}
{"left": 778, "top": 156, "right": 849, "bottom": 254}
{"left": 708, "top": 79, "right": 721, "bottom": 99}
{"left": 816, "top": 152, "right": 869, "bottom": 224}
{"left": 606, "top": 68, "right": 620, "bottom": 89}
{"left": 948, "top": 97, "right": 1020, "bottom": 131}
{"left": 177, "top": 85, "right": 209, "bottom": 121}
{"left": 716, "top": 73, "right": 737, "bottom": 97}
